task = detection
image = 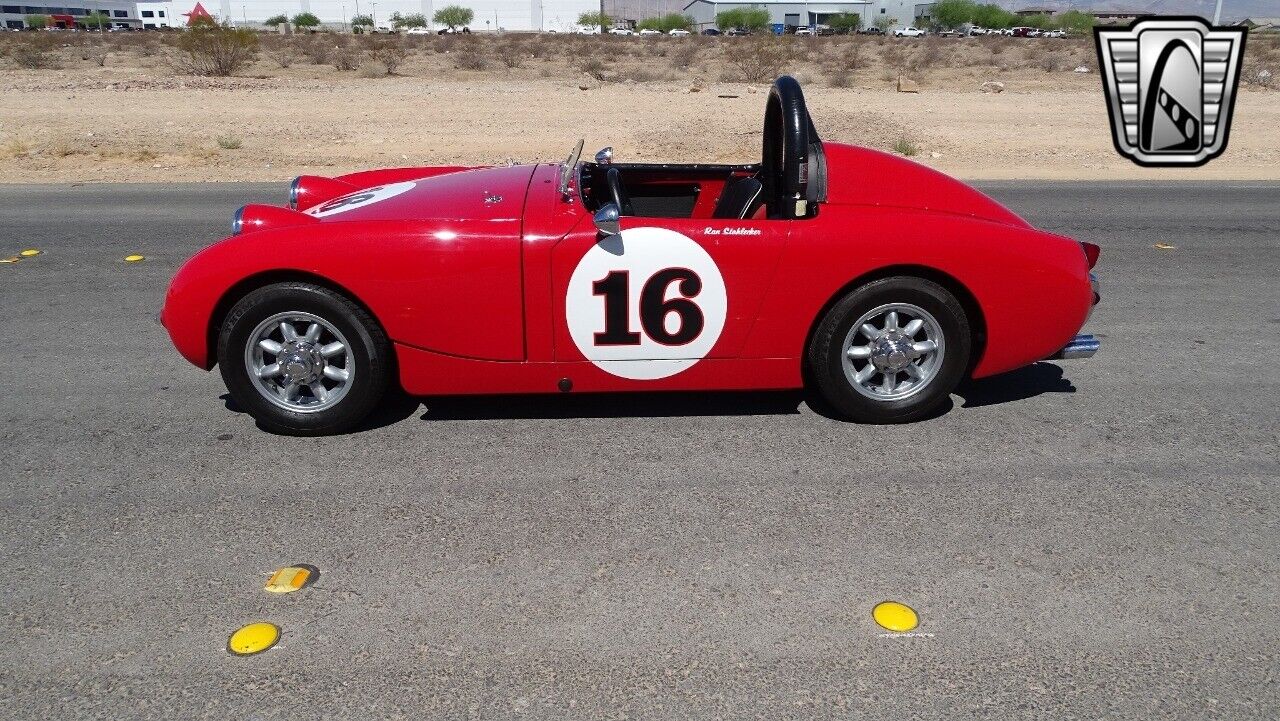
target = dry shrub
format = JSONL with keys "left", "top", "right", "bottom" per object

{"left": 370, "top": 39, "right": 408, "bottom": 74}
{"left": 300, "top": 36, "right": 332, "bottom": 65}
{"left": 880, "top": 44, "right": 907, "bottom": 71}
{"left": 331, "top": 43, "right": 357, "bottom": 71}
{"left": 821, "top": 39, "right": 862, "bottom": 86}
{"left": 173, "top": 26, "right": 259, "bottom": 76}
{"left": 8, "top": 35, "right": 61, "bottom": 70}
{"left": 908, "top": 41, "right": 942, "bottom": 71}
{"left": 614, "top": 64, "right": 663, "bottom": 83}
{"left": 79, "top": 46, "right": 109, "bottom": 67}
{"left": 577, "top": 56, "right": 608, "bottom": 81}
{"left": 669, "top": 43, "right": 698, "bottom": 69}
{"left": 724, "top": 38, "right": 788, "bottom": 84}
{"left": 454, "top": 45, "right": 488, "bottom": 70}
{"left": 356, "top": 61, "right": 384, "bottom": 78}
{"left": 1038, "top": 53, "right": 1060, "bottom": 73}
{"left": 267, "top": 46, "right": 296, "bottom": 68}
{"left": 495, "top": 40, "right": 525, "bottom": 69}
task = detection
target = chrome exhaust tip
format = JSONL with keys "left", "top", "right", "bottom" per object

{"left": 1052, "top": 334, "right": 1099, "bottom": 360}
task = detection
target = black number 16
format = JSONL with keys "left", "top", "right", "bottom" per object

{"left": 592, "top": 268, "right": 705, "bottom": 347}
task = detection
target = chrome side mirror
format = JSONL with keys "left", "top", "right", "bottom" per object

{"left": 594, "top": 146, "right": 613, "bottom": 165}
{"left": 593, "top": 203, "right": 620, "bottom": 236}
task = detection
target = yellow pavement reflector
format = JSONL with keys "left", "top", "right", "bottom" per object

{"left": 19, "top": 249, "right": 40, "bottom": 257}
{"left": 265, "top": 564, "right": 318, "bottom": 594}
{"left": 872, "top": 601, "right": 919, "bottom": 632}
{"left": 0, "top": 256, "right": 20, "bottom": 264}
{"left": 227, "top": 622, "right": 280, "bottom": 656}
{"left": 124, "top": 254, "right": 145, "bottom": 263}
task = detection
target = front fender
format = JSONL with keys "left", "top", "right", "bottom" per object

{"left": 162, "top": 217, "right": 524, "bottom": 369}
{"left": 745, "top": 204, "right": 1091, "bottom": 378}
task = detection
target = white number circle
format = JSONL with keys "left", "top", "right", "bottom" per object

{"left": 306, "top": 181, "right": 416, "bottom": 218}
{"left": 566, "top": 226, "right": 727, "bottom": 380}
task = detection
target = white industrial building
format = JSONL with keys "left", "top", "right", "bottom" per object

{"left": 1, "top": 1, "right": 173, "bottom": 29}
{"left": 683, "top": 0, "right": 934, "bottom": 31}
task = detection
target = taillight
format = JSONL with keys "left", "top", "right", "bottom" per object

{"left": 1081, "top": 242, "right": 1100, "bottom": 269}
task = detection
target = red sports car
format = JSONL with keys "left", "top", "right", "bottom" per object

{"left": 162, "top": 77, "right": 1100, "bottom": 434}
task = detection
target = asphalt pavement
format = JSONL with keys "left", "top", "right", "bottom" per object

{"left": 0, "top": 181, "right": 1277, "bottom": 719}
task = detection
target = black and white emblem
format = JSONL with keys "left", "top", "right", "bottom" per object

{"left": 1095, "top": 17, "right": 1246, "bottom": 167}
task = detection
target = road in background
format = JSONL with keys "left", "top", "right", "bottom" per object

{"left": 0, "top": 183, "right": 1277, "bottom": 719}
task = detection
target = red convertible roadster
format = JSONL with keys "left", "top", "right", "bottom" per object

{"left": 162, "top": 77, "right": 1100, "bottom": 434}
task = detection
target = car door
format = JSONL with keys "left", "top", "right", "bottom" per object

{"left": 550, "top": 215, "right": 787, "bottom": 381}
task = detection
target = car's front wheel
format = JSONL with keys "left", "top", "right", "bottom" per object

{"left": 217, "top": 282, "right": 392, "bottom": 435}
{"left": 807, "top": 276, "right": 971, "bottom": 423}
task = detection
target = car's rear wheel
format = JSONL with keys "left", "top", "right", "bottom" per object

{"left": 807, "top": 276, "right": 970, "bottom": 423}
{"left": 217, "top": 282, "right": 391, "bottom": 435}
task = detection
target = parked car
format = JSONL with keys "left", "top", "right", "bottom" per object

{"left": 1043, "top": 29, "right": 1066, "bottom": 38}
{"left": 609, "top": 27, "right": 633, "bottom": 35}
{"left": 892, "top": 26, "right": 926, "bottom": 37}
{"left": 1010, "top": 26, "right": 1035, "bottom": 37}
{"left": 793, "top": 26, "right": 814, "bottom": 36}
{"left": 638, "top": 28, "right": 661, "bottom": 36}
{"left": 404, "top": 26, "right": 431, "bottom": 35}
{"left": 668, "top": 28, "right": 691, "bottom": 36}
{"left": 858, "top": 26, "right": 884, "bottom": 35}
{"left": 726, "top": 27, "right": 750, "bottom": 36}
{"left": 162, "top": 76, "right": 1101, "bottom": 434}
{"left": 700, "top": 28, "right": 721, "bottom": 35}
{"left": 968, "top": 26, "right": 987, "bottom": 35}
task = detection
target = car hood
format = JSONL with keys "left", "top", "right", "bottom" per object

{"left": 822, "top": 142, "right": 1029, "bottom": 228}
{"left": 302, "top": 164, "right": 536, "bottom": 223}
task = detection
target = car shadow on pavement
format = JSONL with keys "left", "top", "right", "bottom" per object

{"left": 221, "top": 363, "right": 1073, "bottom": 429}
{"left": 417, "top": 390, "right": 805, "bottom": 421}
{"left": 220, "top": 391, "right": 423, "bottom": 434}
{"left": 954, "top": 362, "right": 1076, "bottom": 408}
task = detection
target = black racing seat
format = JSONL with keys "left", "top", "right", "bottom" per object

{"left": 711, "top": 177, "right": 764, "bottom": 219}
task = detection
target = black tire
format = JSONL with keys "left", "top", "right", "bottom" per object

{"left": 217, "top": 282, "right": 392, "bottom": 435}
{"left": 807, "top": 276, "right": 970, "bottom": 423}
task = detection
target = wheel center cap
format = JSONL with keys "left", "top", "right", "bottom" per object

{"left": 871, "top": 333, "right": 914, "bottom": 372}
{"left": 279, "top": 342, "right": 323, "bottom": 383}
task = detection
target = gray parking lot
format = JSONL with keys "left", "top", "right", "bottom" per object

{"left": 0, "top": 181, "right": 1277, "bottom": 719}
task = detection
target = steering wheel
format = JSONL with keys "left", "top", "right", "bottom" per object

{"left": 606, "top": 167, "right": 634, "bottom": 216}
{"left": 762, "top": 76, "right": 823, "bottom": 219}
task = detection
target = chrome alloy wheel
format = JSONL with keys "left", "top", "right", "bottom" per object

{"left": 841, "top": 302, "right": 945, "bottom": 401}
{"left": 244, "top": 311, "right": 354, "bottom": 413}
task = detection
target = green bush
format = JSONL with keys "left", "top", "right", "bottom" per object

{"left": 291, "top": 12, "right": 321, "bottom": 29}
{"left": 392, "top": 12, "right": 428, "bottom": 29}
{"left": 263, "top": 14, "right": 288, "bottom": 27}
{"left": 577, "top": 11, "right": 610, "bottom": 29}
{"left": 931, "top": 0, "right": 976, "bottom": 29}
{"left": 828, "top": 13, "right": 862, "bottom": 33}
{"left": 971, "top": 4, "right": 1015, "bottom": 29}
{"left": 24, "top": 13, "right": 49, "bottom": 29}
{"left": 639, "top": 13, "right": 693, "bottom": 32}
{"left": 716, "top": 6, "right": 770, "bottom": 32}
{"left": 435, "top": 5, "right": 475, "bottom": 31}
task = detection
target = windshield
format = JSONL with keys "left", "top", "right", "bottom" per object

{"left": 558, "top": 139, "right": 584, "bottom": 197}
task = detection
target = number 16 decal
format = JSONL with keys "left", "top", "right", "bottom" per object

{"left": 567, "top": 227, "right": 727, "bottom": 380}
{"left": 592, "top": 268, "right": 705, "bottom": 347}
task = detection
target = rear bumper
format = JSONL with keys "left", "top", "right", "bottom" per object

{"left": 1052, "top": 273, "right": 1101, "bottom": 360}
